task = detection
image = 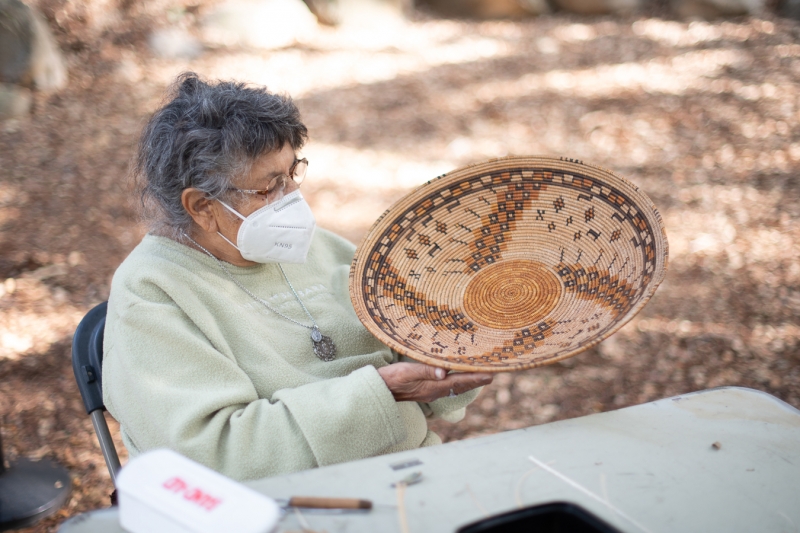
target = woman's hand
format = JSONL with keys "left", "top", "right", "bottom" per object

{"left": 377, "top": 362, "right": 493, "bottom": 403}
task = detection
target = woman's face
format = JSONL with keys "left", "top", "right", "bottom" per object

{"left": 182, "top": 141, "right": 307, "bottom": 267}
{"left": 212, "top": 142, "right": 304, "bottom": 265}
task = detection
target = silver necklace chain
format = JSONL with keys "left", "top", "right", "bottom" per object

{"left": 277, "top": 264, "right": 318, "bottom": 328}
{"left": 181, "top": 232, "right": 337, "bottom": 361}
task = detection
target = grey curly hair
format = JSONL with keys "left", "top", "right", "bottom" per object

{"left": 135, "top": 72, "right": 308, "bottom": 239}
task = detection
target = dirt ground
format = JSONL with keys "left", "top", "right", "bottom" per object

{"left": 1, "top": 2, "right": 799, "bottom": 531}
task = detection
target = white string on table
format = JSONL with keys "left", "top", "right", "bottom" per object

{"left": 527, "top": 454, "right": 657, "bottom": 533}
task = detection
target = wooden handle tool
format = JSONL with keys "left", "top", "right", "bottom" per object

{"left": 287, "top": 497, "right": 372, "bottom": 510}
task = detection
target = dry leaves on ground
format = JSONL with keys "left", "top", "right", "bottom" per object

{"left": 1, "top": 6, "right": 798, "bottom": 532}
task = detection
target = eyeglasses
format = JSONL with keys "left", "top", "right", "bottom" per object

{"left": 228, "top": 158, "right": 308, "bottom": 200}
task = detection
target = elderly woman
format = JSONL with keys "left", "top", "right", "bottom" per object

{"left": 103, "top": 73, "right": 492, "bottom": 481}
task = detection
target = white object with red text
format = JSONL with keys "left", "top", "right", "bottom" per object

{"left": 116, "top": 449, "right": 280, "bottom": 533}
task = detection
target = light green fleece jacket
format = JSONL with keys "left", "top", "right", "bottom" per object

{"left": 103, "top": 229, "right": 479, "bottom": 481}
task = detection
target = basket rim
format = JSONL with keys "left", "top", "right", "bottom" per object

{"left": 349, "top": 155, "right": 669, "bottom": 372}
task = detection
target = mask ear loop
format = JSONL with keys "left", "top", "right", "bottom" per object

{"left": 216, "top": 200, "right": 247, "bottom": 252}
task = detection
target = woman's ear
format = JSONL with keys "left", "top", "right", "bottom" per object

{"left": 182, "top": 188, "right": 222, "bottom": 233}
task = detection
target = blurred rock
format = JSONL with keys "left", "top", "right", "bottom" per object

{"left": 336, "top": 0, "right": 411, "bottom": 27}
{"left": 418, "top": 0, "right": 549, "bottom": 18}
{"left": 0, "top": 0, "right": 67, "bottom": 91}
{"left": 20, "top": 263, "right": 68, "bottom": 281}
{"left": 305, "top": 0, "right": 412, "bottom": 26}
{"left": 0, "top": 82, "right": 31, "bottom": 120}
{"left": 303, "top": 0, "right": 339, "bottom": 25}
{"left": 202, "top": 0, "right": 318, "bottom": 50}
{"left": 672, "top": 0, "right": 764, "bottom": 17}
{"left": 552, "top": 0, "right": 641, "bottom": 14}
{"left": 148, "top": 27, "right": 203, "bottom": 59}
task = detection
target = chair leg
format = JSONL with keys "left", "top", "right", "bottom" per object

{"left": 90, "top": 410, "right": 122, "bottom": 484}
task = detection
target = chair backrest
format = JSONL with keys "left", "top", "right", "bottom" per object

{"left": 72, "top": 301, "right": 108, "bottom": 415}
{"left": 71, "top": 301, "right": 122, "bottom": 482}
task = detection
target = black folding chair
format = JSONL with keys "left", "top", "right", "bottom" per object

{"left": 71, "top": 301, "right": 122, "bottom": 484}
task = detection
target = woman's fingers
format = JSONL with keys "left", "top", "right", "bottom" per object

{"left": 377, "top": 363, "right": 492, "bottom": 403}
{"left": 377, "top": 363, "right": 438, "bottom": 402}
{"left": 402, "top": 363, "right": 447, "bottom": 382}
{"left": 442, "top": 372, "right": 493, "bottom": 396}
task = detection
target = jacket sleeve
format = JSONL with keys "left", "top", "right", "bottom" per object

{"left": 103, "top": 298, "right": 417, "bottom": 481}
{"left": 422, "top": 388, "right": 482, "bottom": 422}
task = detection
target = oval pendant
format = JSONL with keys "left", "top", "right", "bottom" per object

{"left": 313, "top": 335, "right": 336, "bottom": 362}
{"left": 311, "top": 327, "right": 323, "bottom": 343}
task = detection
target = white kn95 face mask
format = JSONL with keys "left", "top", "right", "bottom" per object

{"left": 217, "top": 190, "right": 316, "bottom": 264}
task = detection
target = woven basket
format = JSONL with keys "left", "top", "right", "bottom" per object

{"left": 349, "top": 156, "right": 668, "bottom": 372}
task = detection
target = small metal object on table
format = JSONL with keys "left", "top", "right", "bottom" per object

{"left": 59, "top": 387, "right": 800, "bottom": 533}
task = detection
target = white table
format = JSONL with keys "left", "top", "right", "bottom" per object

{"left": 59, "top": 387, "right": 800, "bottom": 533}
